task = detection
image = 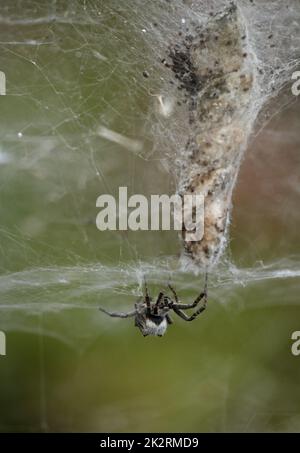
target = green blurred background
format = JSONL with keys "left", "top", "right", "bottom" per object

{"left": 0, "top": 0, "right": 299, "bottom": 432}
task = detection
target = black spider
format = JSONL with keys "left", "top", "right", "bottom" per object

{"left": 99, "top": 274, "right": 208, "bottom": 337}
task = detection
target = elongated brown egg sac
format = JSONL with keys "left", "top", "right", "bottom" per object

{"left": 166, "top": 4, "right": 258, "bottom": 269}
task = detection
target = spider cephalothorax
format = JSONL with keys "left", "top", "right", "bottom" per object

{"left": 99, "top": 275, "right": 208, "bottom": 337}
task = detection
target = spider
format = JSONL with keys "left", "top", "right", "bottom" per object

{"left": 99, "top": 274, "right": 208, "bottom": 337}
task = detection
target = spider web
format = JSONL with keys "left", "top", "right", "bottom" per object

{"left": 0, "top": 0, "right": 299, "bottom": 341}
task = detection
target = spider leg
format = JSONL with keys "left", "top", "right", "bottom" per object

{"left": 203, "top": 272, "right": 208, "bottom": 300}
{"left": 168, "top": 284, "right": 179, "bottom": 303}
{"left": 171, "top": 272, "right": 208, "bottom": 309}
{"left": 173, "top": 274, "right": 208, "bottom": 321}
{"left": 144, "top": 277, "right": 151, "bottom": 315}
{"left": 166, "top": 313, "right": 173, "bottom": 325}
{"left": 154, "top": 292, "right": 164, "bottom": 314}
{"left": 163, "top": 295, "right": 174, "bottom": 309}
{"left": 172, "top": 302, "right": 207, "bottom": 321}
{"left": 99, "top": 307, "right": 136, "bottom": 318}
{"left": 172, "top": 291, "right": 206, "bottom": 309}
{"left": 155, "top": 292, "right": 164, "bottom": 305}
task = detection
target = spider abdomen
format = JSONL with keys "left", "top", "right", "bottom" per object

{"left": 145, "top": 317, "right": 167, "bottom": 337}
{"left": 135, "top": 313, "right": 168, "bottom": 337}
